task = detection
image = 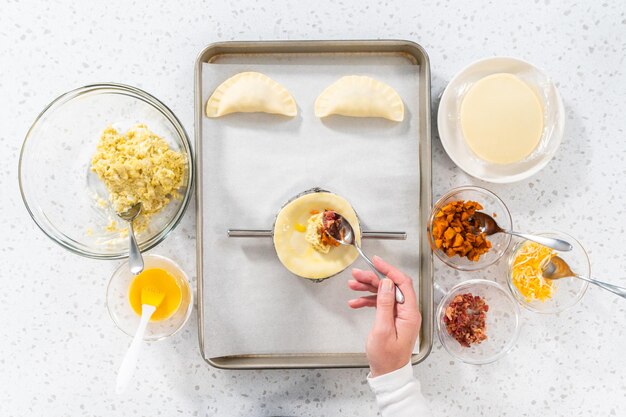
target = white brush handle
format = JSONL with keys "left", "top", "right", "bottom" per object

{"left": 116, "top": 304, "right": 156, "bottom": 394}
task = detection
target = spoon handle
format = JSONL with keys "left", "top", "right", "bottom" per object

{"left": 575, "top": 275, "right": 626, "bottom": 299}
{"left": 354, "top": 244, "right": 405, "bottom": 304}
{"left": 128, "top": 220, "right": 144, "bottom": 275}
{"left": 116, "top": 304, "right": 156, "bottom": 394}
{"left": 505, "top": 230, "right": 573, "bottom": 252}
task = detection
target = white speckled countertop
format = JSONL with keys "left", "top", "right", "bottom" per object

{"left": 1, "top": 1, "right": 625, "bottom": 416}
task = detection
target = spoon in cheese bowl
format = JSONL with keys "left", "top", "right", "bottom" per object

{"left": 116, "top": 286, "right": 165, "bottom": 394}
{"left": 323, "top": 211, "right": 405, "bottom": 304}
{"left": 542, "top": 256, "right": 626, "bottom": 299}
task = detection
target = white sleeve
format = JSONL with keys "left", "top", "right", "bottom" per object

{"left": 367, "top": 361, "right": 432, "bottom": 417}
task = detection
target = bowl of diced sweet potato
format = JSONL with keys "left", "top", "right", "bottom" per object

{"left": 428, "top": 186, "right": 513, "bottom": 271}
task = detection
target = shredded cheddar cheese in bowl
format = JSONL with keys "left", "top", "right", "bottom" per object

{"left": 510, "top": 241, "right": 556, "bottom": 302}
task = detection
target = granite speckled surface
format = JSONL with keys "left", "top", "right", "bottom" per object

{"left": 1, "top": 1, "right": 625, "bottom": 416}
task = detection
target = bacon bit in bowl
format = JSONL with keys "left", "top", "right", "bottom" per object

{"left": 437, "top": 279, "right": 520, "bottom": 364}
{"left": 431, "top": 200, "right": 492, "bottom": 262}
{"left": 444, "top": 293, "right": 489, "bottom": 347}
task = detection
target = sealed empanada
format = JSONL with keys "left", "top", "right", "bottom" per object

{"left": 206, "top": 72, "right": 297, "bottom": 117}
{"left": 315, "top": 75, "right": 404, "bottom": 121}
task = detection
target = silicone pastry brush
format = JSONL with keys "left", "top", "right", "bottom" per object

{"left": 116, "top": 286, "right": 165, "bottom": 394}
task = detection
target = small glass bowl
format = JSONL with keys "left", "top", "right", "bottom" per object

{"left": 436, "top": 279, "right": 520, "bottom": 365}
{"left": 428, "top": 186, "right": 512, "bottom": 271}
{"left": 19, "top": 83, "right": 193, "bottom": 259}
{"left": 507, "top": 231, "right": 589, "bottom": 314}
{"left": 106, "top": 254, "right": 193, "bottom": 341}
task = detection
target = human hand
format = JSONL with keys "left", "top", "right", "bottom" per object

{"left": 348, "top": 256, "right": 421, "bottom": 378}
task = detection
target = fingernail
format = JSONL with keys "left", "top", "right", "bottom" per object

{"left": 381, "top": 278, "right": 393, "bottom": 293}
{"left": 373, "top": 255, "right": 382, "bottom": 262}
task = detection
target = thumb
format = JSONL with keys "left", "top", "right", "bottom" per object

{"left": 373, "top": 278, "right": 396, "bottom": 334}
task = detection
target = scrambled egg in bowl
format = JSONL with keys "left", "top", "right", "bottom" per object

{"left": 273, "top": 191, "right": 360, "bottom": 280}
{"left": 91, "top": 124, "right": 186, "bottom": 234}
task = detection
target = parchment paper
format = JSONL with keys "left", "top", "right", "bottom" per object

{"left": 201, "top": 60, "right": 421, "bottom": 357}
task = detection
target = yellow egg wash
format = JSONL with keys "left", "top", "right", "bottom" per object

{"left": 460, "top": 73, "right": 544, "bottom": 164}
{"left": 128, "top": 268, "right": 182, "bottom": 321}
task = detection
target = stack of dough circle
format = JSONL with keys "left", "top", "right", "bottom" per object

{"left": 460, "top": 73, "right": 544, "bottom": 164}
{"left": 273, "top": 191, "right": 361, "bottom": 280}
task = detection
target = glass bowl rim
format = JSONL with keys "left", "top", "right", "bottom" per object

{"left": 506, "top": 230, "right": 590, "bottom": 314}
{"left": 106, "top": 254, "right": 194, "bottom": 341}
{"left": 428, "top": 185, "right": 513, "bottom": 271}
{"left": 435, "top": 278, "right": 521, "bottom": 365}
{"left": 18, "top": 82, "right": 194, "bottom": 259}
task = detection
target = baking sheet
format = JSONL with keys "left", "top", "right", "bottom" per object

{"left": 201, "top": 60, "right": 421, "bottom": 358}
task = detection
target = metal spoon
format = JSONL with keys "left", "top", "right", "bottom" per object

{"left": 324, "top": 212, "right": 405, "bottom": 304}
{"left": 542, "top": 256, "right": 626, "bottom": 299}
{"left": 471, "top": 212, "right": 573, "bottom": 252}
{"left": 117, "top": 203, "right": 144, "bottom": 275}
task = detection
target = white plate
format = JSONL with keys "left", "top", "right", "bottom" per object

{"left": 437, "top": 57, "right": 564, "bottom": 183}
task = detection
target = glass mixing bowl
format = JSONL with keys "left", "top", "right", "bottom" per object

{"left": 107, "top": 254, "right": 193, "bottom": 341}
{"left": 19, "top": 83, "right": 193, "bottom": 259}
{"left": 428, "top": 186, "right": 513, "bottom": 271}
{"left": 436, "top": 279, "right": 520, "bottom": 365}
{"left": 507, "top": 231, "right": 589, "bottom": 314}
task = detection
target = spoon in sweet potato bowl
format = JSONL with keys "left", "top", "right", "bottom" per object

{"left": 471, "top": 211, "right": 573, "bottom": 252}
{"left": 323, "top": 211, "right": 405, "bottom": 304}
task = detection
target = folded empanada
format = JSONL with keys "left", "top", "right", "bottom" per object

{"left": 206, "top": 72, "right": 297, "bottom": 117}
{"left": 315, "top": 75, "right": 404, "bottom": 121}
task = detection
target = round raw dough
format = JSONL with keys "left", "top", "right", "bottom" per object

{"left": 273, "top": 191, "right": 361, "bottom": 280}
{"left": 460, "top": 73, "right": 544, "bottom": 164}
